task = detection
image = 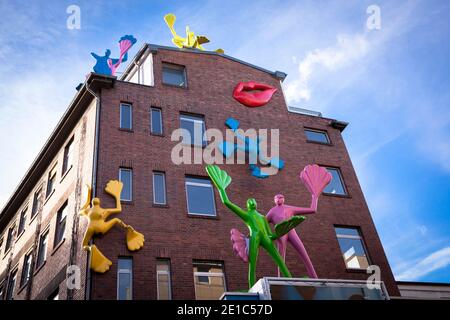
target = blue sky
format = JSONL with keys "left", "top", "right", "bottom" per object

{"left": 0, "top": 0, "right": 449, "bottom": 283}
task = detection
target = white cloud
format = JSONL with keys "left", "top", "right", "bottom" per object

{"left": 396, "top": 246, "right": 450, "bottom": 280}
{"left": 284, "top": 33, "right": 370, "bottom": 102}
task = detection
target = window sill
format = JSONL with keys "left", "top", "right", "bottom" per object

{"left": 15, "top": 230, "right": 25, "bottom": 243}
{"left": 34, "top": 261, "right": 46, "bottom": 276}
{"left": 121, "top": 200, "right": 134, "bottom": 205}
{"left": 162, "top": 83, "right": 187, "bottom": 89}
{"left": 187, "top": 213, "right": 219, "bottom": 220}
{"left": 60, "top": 165, "right": 73, "bottom": 183}
{"left": 3, "top": 248, "right": 11, "bottom": 259}
{"left": 51, "top": 238, "right": 65, "bottom": 256}
{"left": 152, "top": 203, "right": 169, "bottom": 208}
{"left": 17, "top": 281, "right": 29, "bottom": 295}
{"left": 44, "top": 190, "right": 55, "bottom": 205}
{"left": 150, "top": 132, "right": 165, "bottom": 137}
{"left": 29, "top": 213, "right": 39, "bottom": 226}
{"left": 118, "top": 128, "right": 134, "bottom": 133}
{"left": 322, "top": 192, "right": 351, "bottom": 199}
{"left": 345, "top": 268, "right": 368, "bottom": 274}
{"left": 306, "top": 140, "right": 333, "bottom": 146}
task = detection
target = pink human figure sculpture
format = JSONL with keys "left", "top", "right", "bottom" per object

{"left": 266, "top": 164, "right": 332, "bottom": 278}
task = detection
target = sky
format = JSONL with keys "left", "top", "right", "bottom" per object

{"left": 0, "top": 0, "right": 449, "bottom": 283}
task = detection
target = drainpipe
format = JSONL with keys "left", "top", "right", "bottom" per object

{"left": 84, "top": 80, "right": 101, "bottom": 301}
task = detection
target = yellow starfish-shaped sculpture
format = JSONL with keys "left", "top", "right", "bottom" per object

{"left": 164, "top": 13, "right": 224, "bottom": 54}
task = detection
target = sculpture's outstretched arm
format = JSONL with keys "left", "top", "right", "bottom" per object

{"left": 206, "top": 165, "right": 248, "bottom": 222}
{"left": 91, "top": 52, "right": 100, "bottom": 59}
{"left": 286, "top": 195, "right": 318, "bottom": 215}
{"left": 103, "top": 180, "right": 123, "bottom": 219}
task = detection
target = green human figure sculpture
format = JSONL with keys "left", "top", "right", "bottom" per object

{"left": 206, "top": 165, "right": 304, "bottom": 289}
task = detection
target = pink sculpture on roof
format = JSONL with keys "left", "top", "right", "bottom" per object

{"left": 266, "top": 164, "right": 332, "bottom": 278}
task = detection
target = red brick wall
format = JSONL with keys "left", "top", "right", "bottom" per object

{"left": 91, "top": 48, "right": 399, "bottom": 299}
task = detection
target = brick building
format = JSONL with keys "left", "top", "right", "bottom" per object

{"left": 0, "top": 44, "right": 400, "bottom": 300}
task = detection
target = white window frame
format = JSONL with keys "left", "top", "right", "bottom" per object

{"left": 156, "top": 260, "right": 172, "bottom": 300}
{"left": 153, "top": 172, "right": 167, "bottom": 205}
{"left": 151, "top": 108, "right": 163, "bottom": 135}
{"left": 185, "top": 178, "right": 216, "bottom": 217}
{"left": 193, "top": 262, "right": 226, "bottom": 299}
{"left": 180, "top": 114, "right": 206, "bottom": 146}
{"left": 120, "top": 103, "right": 133, "bottom": 130}
{"left": 324, "top": 167, "right": 347, "bottom": 195}
{"left": 117, "top": 258, "right": 133, "bottom": 300}
{"left": 119, "top": 168, "right": 133, "bottom": 201}
{"left": 335, "top": 227, "right": 370, "bottom": 270}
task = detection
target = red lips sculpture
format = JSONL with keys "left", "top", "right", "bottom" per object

{"left": 233, "top": 81, "right": 277, "bottom": 107}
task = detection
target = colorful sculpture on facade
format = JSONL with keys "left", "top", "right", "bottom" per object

{"left": 206, "top": 165, "right": 304, "bottom": 289}
{"left": 91, "top": 35, "right": 137, "bottom": 76}
{"left": 266, "top": 164, "right": 332, "bottom": 278}
{"left": 79, "top": 180, "right": 144, "bottom": 273}
{"left": 218, "top": 117, "right": 284, "bottom": 178}
{"left": 164, "top": 13, "right": 224, "bottom": 54}
{"left": 233, "top": 81, "right": 277, "bottom": 107}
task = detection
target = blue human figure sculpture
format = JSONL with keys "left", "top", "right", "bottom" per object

{"left": 91, "top": 49, "right": 128, "bottom": 76}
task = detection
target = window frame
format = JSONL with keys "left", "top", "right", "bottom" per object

{"left": 180, "top": 113, "right": 207, "bottom": 147}
{"left": 17, "top": 207, "right": 27, "bottom": 236}
{"left": 185, "top": 176, "right": 217, "bottom": 217}
{"left": 117, "top": 257, "right": 133, "bottom": 300}
{"left": 36, "top": 229, "right": 49, "bottom": 269}
{"left": 54, "top": 201, "right": 68, "bottom": 246}
{"left": 152, "top": 171, "right": 167, "bottom": 205}
{"left": 30, "top": 187, "right": 43, "bottom": 220}
{"left": 62, "top": 136, "right": 74, "bottom": 175}
{"left": 119, "top": 103, "right": 133, "bottom": 130}
{"left": 193, "top": 261, "right": 226, "bottom": 300}
{"left": 162, "top": 63, "right": 187, "bottom": 88}
{"left": 150, "top": 107, "right": 163, "bottom": 135}
{"left": 20, "top": 252, "right": 33, "bottom": 288}
{"left": 5, "top": 268, "right": 17, "bottom": 300}
{"left": 46, "top": 164, "right": 57, "bottom": 199}
{"left": 304, "top": 128, "right": 331, "bottom": 145}
{"left": 4, "top": 223, "right": 16, "bottom": 254}
{"left": 156, "top": 259, "right": 172, "bottom": 300}
{"left": 119, "top": 168, "right": 133, "bottom": 202}
{"left": 335, "top": 226, "right": 371, "bottom": 271}
{"left": 322, "top": 167, "right": 348, "bottom": 196}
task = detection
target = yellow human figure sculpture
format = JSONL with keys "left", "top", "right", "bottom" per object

{"left": 79, "top": 180, "right": 145, "bottom": 273}
{"left": 164, "top": 13, "right": 224, "bottom": 54}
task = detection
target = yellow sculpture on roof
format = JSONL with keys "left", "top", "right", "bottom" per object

{"left": 164, "top": 13, "right": 224, "bottom": 54}
{"left": 80, "top": 180, "right": 145, "bottom": 273}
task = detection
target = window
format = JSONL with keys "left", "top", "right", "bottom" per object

{"left": 180, "top": 114, "right": 206, "bottom": 146}
{"left": 335, "top": 227, "right": 370, "bottom": 270}
{"left": 153, "top": 172, "right": 166, "bottom": 205}
{"left": 193, "top": 261, "right": 226, "bottom": 300}
{"left": 151, "top": 108, "right": 163, "bottom": 135}
{"left": 46, "top": 165, "right": 57, "bottom": 198}
{"left": 5, "top": 224, "right": 15, "bottom": 253}
{"left": 47, "top": 288, "right": 59, "bottom": 300}
{"left": 305, "top": 129, "right": 330, "bottom": 144}
{"left": 31, "top": 188, "right": 42, "bottom": 219}
{"left": 185, "top": 177, "right": 216, "bottom": 216}
{"left": 0, "top": 237, "right": 3, "bottom": 253}
{"left": 323, "top": 168, "right": 347, "bottom": 195}
{"left": 0, "top": 281, "right": 5, "bottom": 300}
{"left": 6, "top": 269, "right": 17, "bottom": 300}
{"left": 54, "top": 201, "right": 68, "bottom": 246}
{"left": 17, "top": 207, "right": 27, "bottom": 235}
{"left": 156, "top": 259, "right": 172, "bottom": 300}
{"left": 62, "top": 136, "right": 74, "bottom": 174}
{"left": 20, "top": 253, "right": 33, "bottom": 287}
{"left": 120, "top": 103, "right": 133, "bottom": 130}
{"left": 119, "top": 168, "right": 133, "bottom": 201}
{"left": 162, "top": 63, "right": 186, "bottom": 87}
{"left": 117, "top": 257, "right": 133, "bottom": 300}
{"left": 36, "top": 230, "right": 49, "bottom": 269}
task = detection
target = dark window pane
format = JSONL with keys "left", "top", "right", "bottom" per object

{"left": 305, "top": 129, "right": 329, "bottom": 144}
{"left": 62, "top": 137, "right": 74, "bottom": 174}
{"left": 185, "top": 177, "right": 216, "bottom": 216}
{"left": 55, "top": 202, "right": 68, "bottom": 245}
{"left": 120, "top": 104, "right": 132, "bottom": 130}
{"left": 153, "top": 173, "right": 166, "bottom": 204}
{"left": 162, "top": 65, "right": 186, "bottom": 87}
{"left": 5, "top": 224, "right": 15, "bottom": 253}
{"left": 36, "top": 231, "right": 48, "bottom": 268}
{"left": 46, "top": 166, "right": 57, "bottom": 198}
{"left": 18, "top": 208, "right": 27, "bottom": 235}
{"left": 151, "top": 108, "right": 163, "bottom": 134}
{"left": 6, "top": 270, "right": 17, "bottom": 300}
{"left": 323, "top": 168, "right": 346, "bottom": 195}
{"left": 119, "top": 169, "right": 132, "bottom": 201}
{"left": 20, "top": 254, "right": 32, "bottom": 287}
{"left": 180, "top": 115, "right": 206, "bottom": 146}
{"left": 31, "top": 189, "right": 42, "bottom": 218}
